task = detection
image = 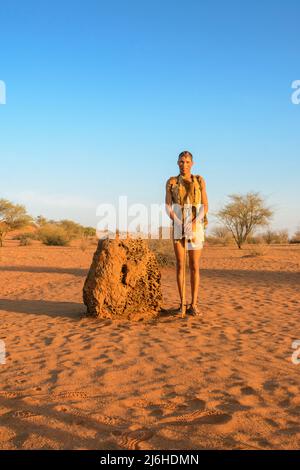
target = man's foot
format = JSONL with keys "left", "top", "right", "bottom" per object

{"left": 173, "top": 305, "right": 188, "bottom": 315}
{"left": 187, "top": 304, "right": 202, "bottom": 317}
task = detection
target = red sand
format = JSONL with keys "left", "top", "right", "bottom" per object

{"left": 0, "top": 240, "right": 299, "bottom": 449}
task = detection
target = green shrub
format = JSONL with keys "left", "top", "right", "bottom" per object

{"left": 57, "top": 220, "right": 84, "bottom": 240}
{"left": 83, "top": 227, "right": 96, "bottom": 238}
{"left": 38, "top": 224, "right": 70, "bottom": 246}
{"left": 13, "top": 231, "right": 37, "bottom": 241}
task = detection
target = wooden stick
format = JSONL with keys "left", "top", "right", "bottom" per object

{"left": 181, "top": 236, "right": 187, "bottom": 318}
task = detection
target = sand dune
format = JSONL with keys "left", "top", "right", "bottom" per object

{"left": 0, "top": 241, "right": 300, "bottom": 449}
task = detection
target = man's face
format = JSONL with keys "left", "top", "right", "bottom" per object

{"left": 178, "top": 156, "right": 193, "bottom": 175}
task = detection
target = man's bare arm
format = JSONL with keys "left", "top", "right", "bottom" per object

{"left": 165, "top": 178, "right": 181, "bottom": 224}
{"left": 198, "top": 176, "right": 209, "bottom": 227}
{"left": 199, "top": 176, "right": 208, "bottom": 216}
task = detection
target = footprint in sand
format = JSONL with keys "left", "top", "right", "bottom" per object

{"left": 188, "top": 398, "right": 206, "bottom": 410}
{"left": 179, "top": 327, "right": 190, "bottom": 334}
{"left": 242, "top": 328, "right": 254, "bottom": 334}
{"left": 234, "top": 305, "right": 243, "bottom": 311}
{"left": 154, "top": 365, "right": 168, "bottom": 374}
{"left": 164, "top": 391, "right": 177, "bottom": 399}
{"left": 96, "top": 353, "right": 109, "bottom": 360}
{"left": 240, "top": 386, "right": 257, "bottom": 396}
{"left": 149, "top": 408, "right": 164, "bottom": 417}
{"left": 263, "top": 380, "right": 279, "bottom": 392}
{"left": 44, "top": 337, "right": 54, "bottom": 346}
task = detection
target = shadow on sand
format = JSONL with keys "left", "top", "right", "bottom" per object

{"left": 0, "top": 298, "right": 85, "bottom": 319}
{"left": 0, "top": 266, "right": 88, "bottom": 277}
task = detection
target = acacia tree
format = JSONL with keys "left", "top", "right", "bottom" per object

{"left": 83, "top": 226, "right": 96, "bottom": 238}
{"left": 57, "top": 219, "right": 85, "bottom": 240}
{"left": 216, "top": 192, "right": 273, "bottom": 249}
{"left": 0, "top": 199, "right": 33, "bottom": 247}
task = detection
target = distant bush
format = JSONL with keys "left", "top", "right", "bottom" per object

{"left": 290, "top": 230, "right": 300, "bottom": 244}
{"left": 57, "top": 220, "right": 85, "bottom": 240}
{"left": 35, "top": 215, "right": 48, "bottom": 227}
{"left": 206, "top": 226, "right": 234, "bottom": 246}
{"left": 0, "top": 199, "right": 33, "bottom": 247}
{"left": 83, "top": 227, "right": 96, "bottom": 238}
{"left": 246, "top": 234, "right": 263, "bottom": 244}
{"left": 243, "top": 244, "right": 269, "bottom": 257}
{"left": 79, "top": 237, "right": 89, "bottom": 252}
{"left": 260, "top": 229, "right": 289, "bottom": 245}
{"left": 13, "top": 231, "right": 37, "bottom": 241}
{"left": 148, "top": 239, "right": 176, "bottom": 267}
{"left": 38, "top": 224, "right": 70, "bottom": 246}
{"left": 205, "top": 235, "right": 218, "bottom": 245}
{"left": 276, "top": 230, "right": 289, "bottom": 244}
{"left": 19, "top": 234, "right": 32, "bottom": 246}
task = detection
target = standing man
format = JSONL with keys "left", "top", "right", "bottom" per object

{"left": 165, "top": 151, "right": 208, "bottom": 316}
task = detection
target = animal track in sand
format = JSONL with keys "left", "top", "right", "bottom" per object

{"left": 11, "top": 410, "right": 40, "bottom": 419}
{"left": 94, "top": 414, "right": 128, "bottom": 427}
{"left": 53, "top": 391, "right": 88, "bottom": 399}
{"left": 160, "top": 408, "right": 231, "bottom": 425}
{"left": 136, "top": 397, "right": 230, "bottom": 426}
{"left": 114, "top": 428, "right": 154, "bottom": 450}
{"left": 0, "top": 391, "right": 24, "bottom": 399}
{"left": 136, "top": 399, "right": 179, "bottom": 412}
{"left": 54, "top": 404, "right": 89, "bottom": 417}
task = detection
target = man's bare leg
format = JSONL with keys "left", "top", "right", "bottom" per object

{"left": 188, "top": 248, "right": 202, "bottom": 308}
{"left": 173, "top": 238, "right": 186, "bottom": 305}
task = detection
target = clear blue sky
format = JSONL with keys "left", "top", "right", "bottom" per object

{"left": 0, "top": 0, "right": 299, "bottom": 234}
